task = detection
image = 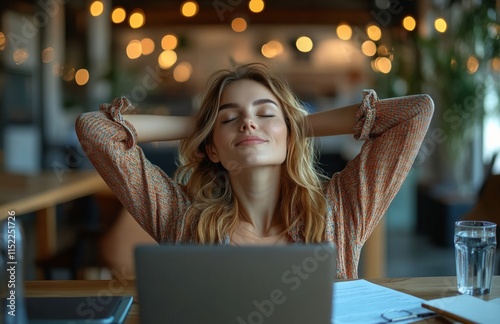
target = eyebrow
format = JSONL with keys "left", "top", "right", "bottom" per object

{"left": 218, "top": 98, "right": 279, "bottom": 111}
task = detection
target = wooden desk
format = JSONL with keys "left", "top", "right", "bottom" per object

{"left": 24, "top": 276, "right": 500, "bottom": 324}
{"left": 0, "top": 170, "right": 109, "bottom": 260}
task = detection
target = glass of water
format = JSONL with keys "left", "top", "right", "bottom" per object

{"left": 454, "top": 220, "right": 497, "bottom": 295}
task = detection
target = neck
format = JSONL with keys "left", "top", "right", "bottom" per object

{"left": 229, "top": 165, "right": 282, "bottom": 236}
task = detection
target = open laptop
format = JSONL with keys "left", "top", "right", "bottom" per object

{"left": 135, "top": 244, "right": 336, "bottom": 324}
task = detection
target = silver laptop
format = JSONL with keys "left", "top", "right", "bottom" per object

{"left": 135, "top": 244, "right": 336, "bottom": 324}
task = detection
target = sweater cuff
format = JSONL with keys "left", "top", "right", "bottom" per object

{"left": 99, "top": 97, "right": 138, "bottom": 149}
{"left": 353, "top": 89, "right": 377, "bottom": 141}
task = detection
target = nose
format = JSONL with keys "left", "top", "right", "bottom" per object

{"left": 240, "top": 117, "right": 257, "bottom": 132}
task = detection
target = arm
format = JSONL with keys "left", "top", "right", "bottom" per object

{"left": 123, "top": 115, "right": 195, "bottom": 142}
{"left": 326, "top": 90, "right": 434, "bottom": 244}
{"left": 75, "top": 97, "right": 193, "bottom": 243}
{"left": 306, "top": 103, "right": 359, "bottom": 137}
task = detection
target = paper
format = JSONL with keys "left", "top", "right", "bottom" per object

{"left": 423, "top": 295, "right": 500, "bottom": 324}
{"left": 332, "top": 280, "right": 433, "bottom": 324}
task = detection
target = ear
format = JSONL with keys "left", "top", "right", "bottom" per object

{"left": 205, "top": 143, "right": 220, "bottom": 163}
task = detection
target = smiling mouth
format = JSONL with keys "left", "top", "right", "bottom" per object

{"left": 236, "top": 138, "right": 268, "bottom": 146}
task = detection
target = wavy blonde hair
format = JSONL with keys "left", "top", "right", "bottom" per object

{"left": 175, "top": 63, "right": 327, "bottom": 244}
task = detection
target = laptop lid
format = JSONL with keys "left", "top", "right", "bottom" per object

{"left": 135, "top": 244, "right": 336, "bottom": 324}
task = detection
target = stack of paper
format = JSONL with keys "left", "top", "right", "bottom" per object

{"left": 422, "top": 295, "right": 500, "bottom": 324}
{"left": 333, "top": 280, "right": 434, "bottom": 324}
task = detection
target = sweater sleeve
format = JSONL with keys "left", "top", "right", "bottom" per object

{"left": 327, "top": 90, "right": 434, "bottom": 245}
{"left": 75, "top": 97, "right": 193, "bottom": 243}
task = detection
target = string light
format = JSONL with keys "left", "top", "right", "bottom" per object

{"left": 158, "top": 50, "right": 177, "bottom": 69}
{"left": 129, "top": 9, "right": 145, "bottom": 29}
{"left": 402, "top": 16, "right": 416, "bottom": 31}
{"left": 161, "top": 34, "right": 178, "bottom": 51}
{"left": 467, "top": 55, "right": 479, "bottom": 74}
{"left": 336, "top": 24, "right": 352, "bottom": 41}
{"left": 361, "top": 41, "right": 377, "bottom": 57}
{"left": 41, "top": 47, "right": 54, "bottom": 63}
{"left": 173, "top": 62, "right": 193, "bottom": 82}
{"left": 296, "top": 36, "right": 313, "bottom": 53}
{"left": 111, "top": 7, "right": 126, "bottom": 24}
{"left": 249, "top": 0, "right": 265, "bottom": 13}
{"left": 367, "top": 25, "right": 382, "bottom": 41}
{"left": 231, "top": 17, "right": 247, "bottom": 32}
{"left": 90, "top": 1, "right": 104, "bottom": 17}
{"left": 141, "top": 38, "right": 155, "bottom": 55}
{"left": 126, "top": 40, "right": 142, "bottom": 59}
{"left": 181, "top": 1, "right": 199, "bottom": 17}
{"left": 434, "top": 18, "right": 447, "bottom": 33}
{"left": 75, "top": 69, "right": 90, "bottom": 86}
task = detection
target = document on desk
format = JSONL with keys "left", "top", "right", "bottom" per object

{"left": 333, "top": 280, "right": 434, "bottom": 324}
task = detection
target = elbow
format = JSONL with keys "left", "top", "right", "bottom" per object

{"left": 416, "top": 94, "right": 435, "bottom": 120}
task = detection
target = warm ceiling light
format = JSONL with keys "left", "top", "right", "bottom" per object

{"left": 367, "top": 25, "right": 382, "bottom": 41}
{"left": 90, "top": 1, "right": 104, "bottom": 17}
{"left": 231, "top": 17, "right": 247, "bottom": 32}
{"left": 126, "top": 40, "right": 142, "bottom": 59}
{"left": 491, "top": 57, "right": 500, "bottom": 72}
{"left": 41, "top": 47, "right": 54, "bottom": 63}
{"left": 249, "top": 0, "right": 265, "bottom": 13}
{"left": 161, "top": 34, "right": 178, "bottom": 51}
{"left": 173, "top": 62, "right": 193, "bottom": 82}
{"left": 375, "top": 57, "right": 392, "bottom": 74}
{"left": 13, "top": 48, "right": 29, "bottom": 65}
{"left": 158, "top": 50, "right": 177, "bottom": 69}
{"left": 181, "top": 1, "right": 199, "bottom": 18}
{"left": 75, "top": 69, "right": 90, "bottom": 86}
{"left": 141, "top": 38, "right": 155, "bottom": 55}
{"left": 467, "top": 55, "right": 479, "bottom": 74}
{"left": 434, "top": 18, "right": 447, "bottom": 33}
{"left": 296, "top": 36, "right": 313, "bottom": 53}
{"left": 402, "top": 16, "right": 416, "bottom": 31}
{"left": 129, "top": 10, "right": 145, "bottom": 29}
{"left": 336, "top": 24, "right": 352, "bottom": 41}
{"left": 361, "top": 41, "right": 377, "bottom": 57}
{"left": 111, "top": 7, "right": 126, "bottom": 24}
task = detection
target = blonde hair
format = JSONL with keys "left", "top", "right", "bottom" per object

{"left": 175, "top": 63, "right": 326, "bottom": 243}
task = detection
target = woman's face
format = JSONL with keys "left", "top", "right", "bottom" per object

{"left": 208, "top": 79, "right": 288, "bottom": 173}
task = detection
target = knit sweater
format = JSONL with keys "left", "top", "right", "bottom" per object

{"left": 75, "top": 89, "right": 434, "bottom": 279}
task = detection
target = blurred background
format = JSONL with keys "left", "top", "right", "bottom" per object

{"left": 0, "top": 0, "right": 499, "bottom": 280}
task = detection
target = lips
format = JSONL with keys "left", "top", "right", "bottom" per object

{"left": 236, "top": 136, "right": 268, "bottom": 146}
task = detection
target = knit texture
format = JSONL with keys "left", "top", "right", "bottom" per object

{"left": 75, "top": 89, "right": 434, "bottom": 279}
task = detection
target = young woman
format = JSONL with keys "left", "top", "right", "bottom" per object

{"left": 76, "top": 63, "right": 433, "bottom": 279}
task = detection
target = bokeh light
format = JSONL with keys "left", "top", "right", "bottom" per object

{"left": 249, "top": 0, "right": 265, "bottom": 13}
{"left": 467, "top": 55, "right": 479, "bottom": 74}
{"left": 111, "top": 7, "right": 126, "bottom": 24}
{"left": 13, "top": 48, "right": 29, "bottom": 65}
{"left": 173, "top": 62, "right": 193, "bottom": 82}
{"left": 336, "top": 24, "right": 352, "bottom": 41}
{"left": 361, "top": 41, "right": 377, "bottom": 57}
{"left": 126, "top": 40, "right": 142, "bottom": 59}
{"left": 41, "top": 47, "right": 54, "bottom": 63}
{"left": 434, "top": 18, "right": 447, "bottom": 33}
{"left": 403, "top": 16, "right": 416, "bottom": 31}
{"left": 75, "top": 69, "right": 90, "bottom": 86}
{"left": 161, "top": 34, "right": 178, "bottom": 51}
{"left": 296, "top": 36, "right": 313, "bottom": 53}
{"left": 141, "top": 38, "right": 155, "bottom": 55}
{"left": 231, "top": 17, "right": 247, "bottom": 32}
{"left": 158, "top": 50, "right": 177, "bottom": 69}
{"left": 129, "top": 10, "right": 145, "bottom": 29}
{"left": 367, "top": 25, "right": 382, "bottom": 41}
{"left": 181, "top": 1, "right": 199, "bottom": 17}
{"left": 90, "top": 1, "right": 104, "bottom": 17}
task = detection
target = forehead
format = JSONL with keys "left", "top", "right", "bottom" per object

{"left": 219, "top": 79, "right": 279, "bottom": 105}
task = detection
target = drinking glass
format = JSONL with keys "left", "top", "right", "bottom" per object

{"left": 454, "top": 220, "right": 497, "bottom": 295}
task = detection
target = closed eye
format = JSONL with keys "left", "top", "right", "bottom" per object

{"left": 222, "top": 117, "right": 237, "bottom": 124}
{"left": 259, "top": 115, "right": 276, "bottom": 117}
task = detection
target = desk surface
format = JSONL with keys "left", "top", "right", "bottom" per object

{"left": 0, "top": 170, "right": 108, "bottom": 218}
{"left": 25, "top": 276, "right": 500, "bottom": 324}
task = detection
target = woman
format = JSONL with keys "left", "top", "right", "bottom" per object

{"left": 76, "top": 63, "right": 433, "bottom": 279}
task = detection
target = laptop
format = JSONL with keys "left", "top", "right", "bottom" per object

{"left": 135, "top": 244, "right": 336, "bottom": 324}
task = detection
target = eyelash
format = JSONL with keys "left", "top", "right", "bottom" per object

{"left": 221, "top": 115, "right": 275, "bottom": 124}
